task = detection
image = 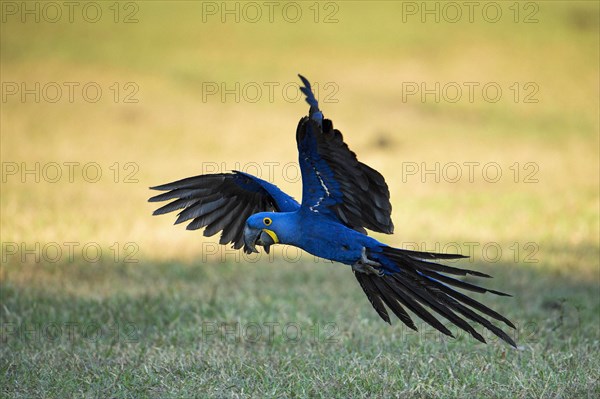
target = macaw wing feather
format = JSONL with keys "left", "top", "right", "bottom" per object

{"left": 149, "top": 171, "right": 299, "bottom": 251}
{"left": 296, "top": 76, "right": 393, "bottom": 234}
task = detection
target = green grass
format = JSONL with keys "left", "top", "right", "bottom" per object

{"left": 2, "top": 254, "right": 599, "bottom": 398}
{"left": 1, "top": 1, "right": 599, "bottom": 397}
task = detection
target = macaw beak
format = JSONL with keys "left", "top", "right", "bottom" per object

{"left": 243, "top": 226, "right": 277, "bottom": 254}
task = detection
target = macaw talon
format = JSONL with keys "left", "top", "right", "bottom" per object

{"left": 352, "top": 247, "right": 384, "bottom": 276}
{"left": 360, "top": 247, "right": 381, "bottom": 267}
{"left": 352, "top": 262, "right": 384, "bottom": 276}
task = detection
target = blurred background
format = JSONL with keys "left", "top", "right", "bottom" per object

{"left": 2, "top": 1, "right": 599, "bottom": 397}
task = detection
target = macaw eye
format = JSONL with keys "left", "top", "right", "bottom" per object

{"left": 263, "top": 217, "right": 272, "bottom": 226}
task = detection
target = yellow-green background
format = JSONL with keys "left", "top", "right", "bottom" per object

{"left": 1, "top": 1, "right": 599, "bottom": 397}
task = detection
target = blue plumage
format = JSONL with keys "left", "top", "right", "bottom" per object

{"left": 150, "top": 75, "right": 516, "bottom": 347}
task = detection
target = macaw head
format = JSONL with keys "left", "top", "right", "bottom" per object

{"left": 243, "top": 212, "right": 282, "bottom": 254}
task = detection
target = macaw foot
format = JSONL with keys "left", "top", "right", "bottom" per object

{"left": 352, "top": 248, "right": 384, "bottom": 277}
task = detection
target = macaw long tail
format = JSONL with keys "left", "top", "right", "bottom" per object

{"left": 354, "top": 246, "right": 517, "bottom": 347}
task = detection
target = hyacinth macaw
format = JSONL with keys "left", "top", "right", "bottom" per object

{"left": 149, "top": 75, "right": 516, "bottom": 347}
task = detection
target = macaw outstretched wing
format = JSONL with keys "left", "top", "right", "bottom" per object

{"left": 149, "top": 171, "right": 299, "bottom": 251}
{"left": 296, "top": 75, "right": 394, "bottom": 234}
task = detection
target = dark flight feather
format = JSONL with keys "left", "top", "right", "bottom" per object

{"left": 149, "top": 172, "right": 299, "bottom": 251}
{"left": 353, "top": 247, "right": 517, "bottom": 347}
{"left": 297, "top": 117, "right": 394, "bottom": 234}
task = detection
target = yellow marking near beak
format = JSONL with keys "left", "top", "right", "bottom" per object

{"left": 263, "top": 229, "right": 279, "bottom": 244}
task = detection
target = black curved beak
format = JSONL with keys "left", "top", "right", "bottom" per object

{"left": 243, "top": 226, "right": 276, "bottom": 254}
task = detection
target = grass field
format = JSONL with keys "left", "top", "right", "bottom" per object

{"left": 1, "top": 1, "right": 599, "bottom": 397}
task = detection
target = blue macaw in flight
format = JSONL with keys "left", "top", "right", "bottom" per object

{"left": 150, "top": 75, "right": 516, "bottom": 347}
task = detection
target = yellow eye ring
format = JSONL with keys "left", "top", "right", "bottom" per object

{"left": 263, "top": 217, "right": 272, "bottom": 226}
